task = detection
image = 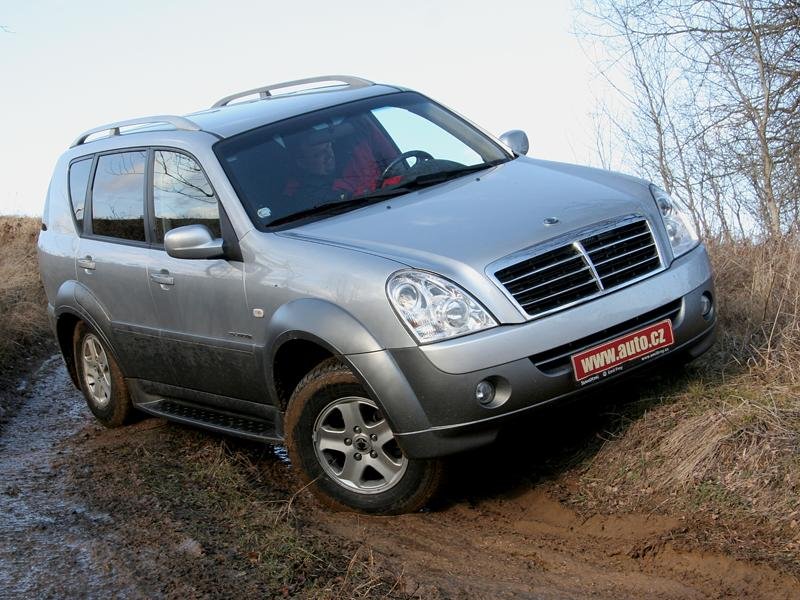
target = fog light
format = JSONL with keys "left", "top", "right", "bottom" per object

{"left": 700, "top": 292, "right": 713, "bottom": 317}
{"left": 475, "top": 380, "right": 496, "bottom": 406}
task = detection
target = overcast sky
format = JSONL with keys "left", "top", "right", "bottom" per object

{"left": 0, "top": 0, "right": 614, "bottom": 216}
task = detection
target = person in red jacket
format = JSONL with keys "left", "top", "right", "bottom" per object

{"left": 284, "top": 118, "right": 402, "bottom": 204}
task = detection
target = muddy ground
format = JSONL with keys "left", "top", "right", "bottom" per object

{"left": 1, "top": 357, "right": 798, "bottom": 599}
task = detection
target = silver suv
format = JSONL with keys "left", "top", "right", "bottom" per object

{"left": 38, "top": 76, "right": 716, "bottom": 514}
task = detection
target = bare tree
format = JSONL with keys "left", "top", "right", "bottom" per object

{"left": 578, "top": 0, "right": 800, "bottom": 239}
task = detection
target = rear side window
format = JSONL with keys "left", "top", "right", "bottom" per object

{"left": 153, "top": 151, "right": 221, "bottom": 243}
{"left": 68, "top": 158, "right": 92, "bottom": 229}
{"left": 91, "top": 151, "right": 147, "bottom": 241}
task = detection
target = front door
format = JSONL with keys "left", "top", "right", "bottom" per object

{"left": 146, "top": 149, "right": 261, "bottom": 402}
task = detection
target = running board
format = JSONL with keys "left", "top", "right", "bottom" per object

{"left": 136, "top": 398, "right": 283, "bottom": 443}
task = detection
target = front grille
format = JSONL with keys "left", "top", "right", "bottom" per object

{"left": 581, "top": 220, "right": 661, "bottom": 289}
{"left": 493, "top": 218, "right": 661, "bottom": 318}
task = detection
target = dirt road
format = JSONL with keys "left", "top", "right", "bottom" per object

{"left": 0, "top": 357, "right": 146, "bottom": 598}
{"left": 1, "top": 357, "right": 797, "bottom": 598}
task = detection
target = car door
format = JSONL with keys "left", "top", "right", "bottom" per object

{"left": 76, "top": 150, "right": 169, "bottom": 382}
{"left": 146, "top": 149, "right": 262, "bottom": 402}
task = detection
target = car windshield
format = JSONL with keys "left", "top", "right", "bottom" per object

{"left": 213, "top": 92, "right": 512, "bottom": 229}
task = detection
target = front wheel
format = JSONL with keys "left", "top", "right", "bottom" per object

{"left": 285, "top": 358, "right": 442, "bottom": 514}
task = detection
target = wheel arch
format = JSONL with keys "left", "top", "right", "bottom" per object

{"left": 53, "top": 280, "right": 124, "bottom": 387}
{"left": 264, "top": 299, "right": 431, "bottom": 440}
{"left": 265, "top": 298, "right": 384, "bottom": 410}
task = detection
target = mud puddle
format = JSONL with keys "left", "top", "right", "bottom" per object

{"left": 0, "top": 356, "right": 143, "bottom": 599}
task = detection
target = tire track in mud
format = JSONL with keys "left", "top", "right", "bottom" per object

{"left": 321, "top": 469, "right": 800, "bottom": 599}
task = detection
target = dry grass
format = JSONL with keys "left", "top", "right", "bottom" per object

{"left": 71, "top": 425, "right": 417, "bottom": 598}
{"left": 565, "top": 236, "right": 800, "bottom": 569}
{"left": 0, "top": 216, "right": 49, "bottom": 371}
{"left": 710, "top": 237, "right": 800, "bottom": 383}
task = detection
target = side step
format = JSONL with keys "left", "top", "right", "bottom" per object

{"left": 136, "top": 398, "right": 283, "bottom": 444}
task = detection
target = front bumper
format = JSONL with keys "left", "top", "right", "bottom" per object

{"left": 347, "top": 244, "right": 716, "bottom": 459}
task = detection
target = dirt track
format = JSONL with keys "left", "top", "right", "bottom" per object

{"left": 324, "top": 485, "right": 797, "bottom": 598}
{"left": 0, "top": 357, "right": 798, "bottom": 599}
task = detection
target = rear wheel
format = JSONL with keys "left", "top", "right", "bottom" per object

{"left": 73, "top": 322, "right": 135, "bottom": 427}
{"left": 285, "top": 358, "right": 442, "bottom": 514}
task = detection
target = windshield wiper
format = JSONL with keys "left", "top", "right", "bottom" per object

{"left": 353, "top": 159, "right": 509, "bottom": 202}
{"left": 267, "top": 159, "right": 509, "bottom": 228}
{"left": 266, "top": 195, "right": 390, "bottom": 228}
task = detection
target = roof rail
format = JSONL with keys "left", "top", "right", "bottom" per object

{"left": 71, "top": 115, "right": 201, "bottom": 148}
{"left": 211, "top": 75, "right": 374, "bottom": 108}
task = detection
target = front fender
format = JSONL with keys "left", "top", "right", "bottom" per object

{"left": 266, "top": 298, "right": 383, "bottom": 356}
{"left": 264, "top": 298, "right": 432, "bottom": 439}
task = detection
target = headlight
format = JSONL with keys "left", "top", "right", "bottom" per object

{"left": 650, "top": 185, "right": 699, "bottom": 258}
{"left": 387, "top": 271, "right": 497, "bottom": 343}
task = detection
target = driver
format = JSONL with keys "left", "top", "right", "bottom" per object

{"left": 283, "top": 122, "right": 413, "bottom": 203}
{"left": 284, "top": 128, "right": 339, "bottom": 204}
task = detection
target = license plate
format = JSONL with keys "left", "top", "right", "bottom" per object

{"left": 571, "top": 319, "right": 674, "bottom": 384}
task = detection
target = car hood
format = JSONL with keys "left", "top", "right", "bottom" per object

{"left": 280, "top": 157, "right": 656, "bottom": 275}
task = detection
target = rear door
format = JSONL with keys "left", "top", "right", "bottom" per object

{"left": 75, "top": 150, "right": 168, "bottom": 381}
{"left": 146, "top": 149, "right": 261, "bottom": 402}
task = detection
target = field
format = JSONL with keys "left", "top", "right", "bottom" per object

{"left": 1, "top": 215, "right": 798, "bottom": 596}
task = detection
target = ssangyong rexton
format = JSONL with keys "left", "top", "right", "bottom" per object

{"left": 38, "top": 76, "right": 716, "bottom": 513}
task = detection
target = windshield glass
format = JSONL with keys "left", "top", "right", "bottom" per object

{"left": 213, "top": 92, "right": 511, "bottom": 229}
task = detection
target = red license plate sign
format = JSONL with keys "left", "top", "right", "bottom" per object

{"left": 571, "top": 319, "right": 674, "bottom": 384}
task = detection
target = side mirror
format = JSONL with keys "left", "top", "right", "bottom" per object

{"left": 164, "top": 224, "right": 225, "bottom": 260}
{"left": 499, "top": 130, "right": 529, "bottom": 156}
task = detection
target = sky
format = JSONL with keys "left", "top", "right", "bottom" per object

{"left": 0, "top": 0, "right": 613, "bottom": 216}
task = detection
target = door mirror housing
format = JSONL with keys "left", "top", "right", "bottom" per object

{"left": 499, "top": 130, "right": 529, "bottom": 156}
{"left": 164, "top": 224, "right": 225, "bottom": 260}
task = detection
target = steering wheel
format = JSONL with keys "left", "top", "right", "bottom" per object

{"left": 379, "top": 150, "right": 434, "bottom": 185}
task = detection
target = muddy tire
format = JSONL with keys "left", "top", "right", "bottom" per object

{"left": 73, "top": 322, "right": 135, "bottom": 428}
{"left": 285, "top": 358, "right": 442, "bottom": 514}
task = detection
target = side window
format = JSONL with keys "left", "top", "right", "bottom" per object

{"left": 91, "top": 151, "right": 147, "bottom": 241}
{"left": 153, "top": 150, "right": 221, "bottom": 243}
{"left": 68, "top": 158, "right": 93, "bottom": 230}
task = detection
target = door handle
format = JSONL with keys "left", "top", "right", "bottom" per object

{"left": 150, "top": 272, "right": 174, "bottom": 286}
{"left": 78, "top": 256, "right": 96, "bottom": 271}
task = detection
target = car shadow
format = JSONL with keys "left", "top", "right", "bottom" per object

{"left": 433, "top": 361, "right": 724, "bottom": 510}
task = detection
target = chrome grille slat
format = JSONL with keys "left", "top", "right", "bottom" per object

{"left": 500, "top": 253, "right": 584, "bottom": 286}
{"left": 583, "top": 229, "right": 650, "bottom": 254}
{"left": 591, "top": 242, "right": 656, "bottom": 268}
{"left": 509, "top": 265, "right": 592, "bottom": 297}
{"left": 493, "top": 217, "right": 663, "bottom": 319}
{"left": 597, "top": 255, "right": 660, "bottom": 280}
{"left": 519, "top": 279, "right": 599, "bottom": 310}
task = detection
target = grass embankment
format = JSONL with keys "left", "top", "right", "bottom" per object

{"left": 0, "top": 216, "right": 50, "bottom": 385}
{"left": 556, "top": 238, "right": 800, "bottom": 570}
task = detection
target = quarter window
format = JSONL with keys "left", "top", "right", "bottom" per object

{"left": 91, "top": 151, "right": 147, "bottom": 241}
{"left": 153, "top": 151, "right": 221, "bottom": 243}
{"left": 68, "top": 158, "right": 92, "bottom": 230}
